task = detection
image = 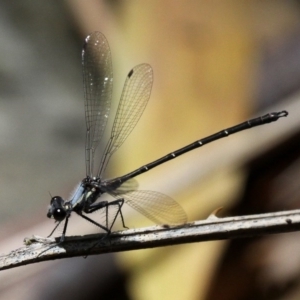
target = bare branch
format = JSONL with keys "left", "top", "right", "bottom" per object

{"left": 1, "top": 209, "right": 300, "bottom": 271}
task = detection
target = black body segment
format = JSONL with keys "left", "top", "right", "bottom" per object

{"left": 106, "top": 111, "right": 288, "bottom": 186}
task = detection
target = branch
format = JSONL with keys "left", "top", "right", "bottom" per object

{"left": 1, "top": 209, "right": 300, "bottom": 271}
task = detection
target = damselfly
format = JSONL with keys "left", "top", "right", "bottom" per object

{"left": 47, "top": 32, "right": 288, "bottom": 242}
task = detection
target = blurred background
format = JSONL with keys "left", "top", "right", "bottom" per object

{"left": 0, "top": 1, "right": 300, "bottom": 299}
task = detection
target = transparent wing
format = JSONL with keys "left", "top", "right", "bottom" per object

{"left": 98, "top": 64, "right": 153, "bottom": 177}
{"left": 109, "top": 190, "right": 187, "bottom": 225}
{"left": 82, "top": 31, "right": 113, "bottom": 177}
{"left": 113, "top": 178, "right": 139, "bottom": 193}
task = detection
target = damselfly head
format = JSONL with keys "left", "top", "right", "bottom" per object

{"left": 47, "top": 196, "right": 67, "bottom": 221}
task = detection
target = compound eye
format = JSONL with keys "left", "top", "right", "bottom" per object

{"left": 52, "top": 208, "right": 67, "bottom": 221}
{"left": 47, "top": 196, "right": 66, "bottom": 221}
{"left": 50, "top": 196, "right": 64, "bottom": 205}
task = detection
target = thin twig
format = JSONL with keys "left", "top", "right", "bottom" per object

{"left": 1, "top": 209, "right": 300, "bottom": 271}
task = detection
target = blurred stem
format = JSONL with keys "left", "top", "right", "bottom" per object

{"left": 1, "top": 208, "right": 300, "bottom": 271}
